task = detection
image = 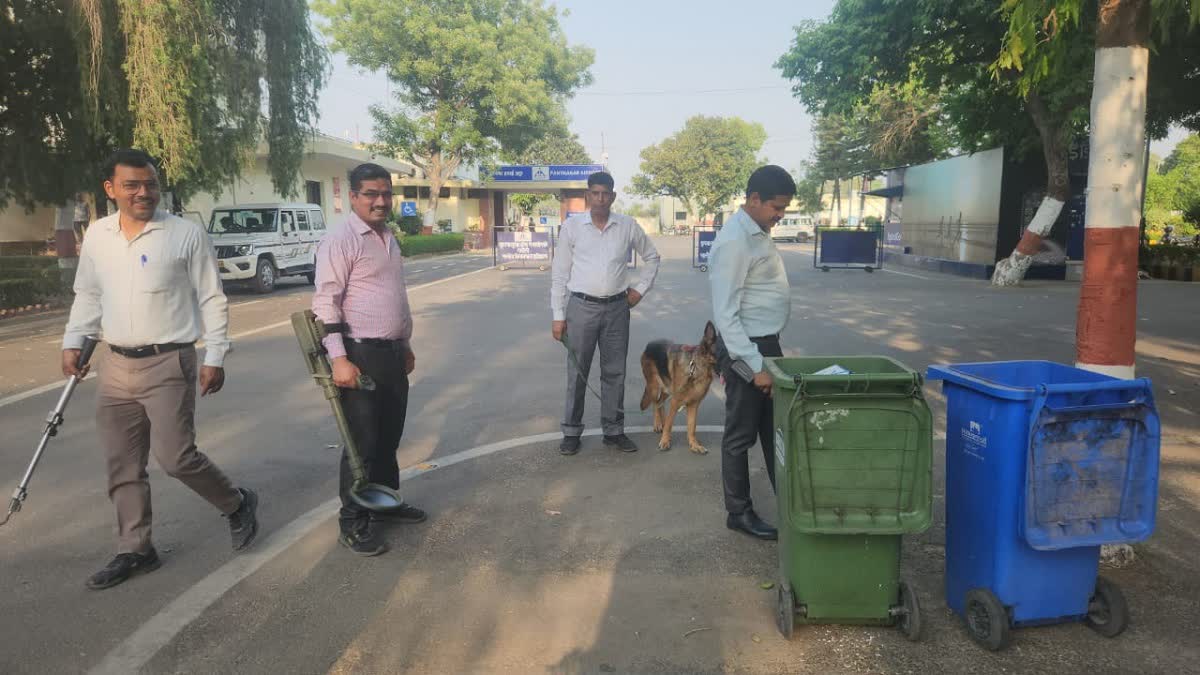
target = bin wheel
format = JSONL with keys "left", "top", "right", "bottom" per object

{"left": 498, "top": 265, "right": 508, "bottom": 271}
{"left": 964, "top": 588, "right": 1011, "bottom": 651}
{"left": 699, "top": 265, "right": 708, "bottom": 273}
{"left": 897, "top": 580, "right": 922, "bottom": 642}
{"left": 821, "top": 266, "right": 830, "bottom": 273}
{"left": 775, "top": 583, "right": 795, "bottom": 640}
{"left": 1085, "top": 577, "right": 1129, "bottom": 638}
{"left": 864, "top": 266, "right": 875, "bottom": 273}
{"left": 538, "top": 265, "right": 547, "bottom": 271}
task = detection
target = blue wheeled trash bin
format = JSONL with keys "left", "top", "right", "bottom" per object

{"left": 927, "top": 361, "right": 1160, "bottom": 651}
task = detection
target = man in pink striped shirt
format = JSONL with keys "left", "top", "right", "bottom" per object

{"left": 312, "top": 163, "right": 427, "bottom": 557}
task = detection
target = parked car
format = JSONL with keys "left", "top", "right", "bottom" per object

{"left": 772, "top": 215, "right": 815, "bottom": 243}
{"left": 208, "top": 203, "right": 327, "bottom": 293}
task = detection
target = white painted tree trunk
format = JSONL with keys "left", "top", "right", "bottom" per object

{"left": 1075, "top": 44, "right": 1149, "bottom": 380}
{"left": 991, "top": 196, "right": 1065, "bottom": 286}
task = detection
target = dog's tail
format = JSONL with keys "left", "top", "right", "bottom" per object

{"left": 640, "top": 352, "right": 657, "bottom": 410}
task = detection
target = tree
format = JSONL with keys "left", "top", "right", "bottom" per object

{"left": 0, "top": 0, "right": 328, "bottom": 210}
{"left": 808, "top": 112, "right": 872, "bottom": 225}
{"left": 315, "top": 0, "right": 594, "bottom": 228}
{"left": 778, "top": 1, "right": 1092, "bottom": 285}
{"left": 994, "top": 0, "right": 1200, "bottom": 375}
{"left": 631, "top": 116, "right": 766, "bottom": 225}
{"left": 792, "top": 163, "right": 825, "bottom": 214}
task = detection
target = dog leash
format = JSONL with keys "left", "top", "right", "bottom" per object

{"left": 557, "top": 331, "right": 650, "bottom": 418}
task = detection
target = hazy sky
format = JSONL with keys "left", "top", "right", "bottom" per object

{"left": 315, "top": 0, "right": 1185, "bottom": 193}
{"left": 316, "top": 0, "right": 836, "bottom": 193}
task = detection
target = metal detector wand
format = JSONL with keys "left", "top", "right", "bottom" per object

{"left": 2, "top": 335, "right": 99, "bottom": 527}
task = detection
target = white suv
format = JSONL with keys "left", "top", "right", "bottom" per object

{"left": 208, "top": 203, "right": 327, "bottom": 293}
{"left": 772, "top": 215, "right": 815, "bottom": 243}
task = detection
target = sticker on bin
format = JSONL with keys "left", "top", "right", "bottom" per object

{"left": 813, "top": 364, "right": 851, "bottom": 375}
{"left": 774, "top": 430, "right": 786, "bottom": 469}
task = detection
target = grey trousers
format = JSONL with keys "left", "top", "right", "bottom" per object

{"left": 563, "top": 294, "right": 630, "bottom": 437}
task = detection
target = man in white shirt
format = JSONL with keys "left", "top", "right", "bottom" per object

{"left": 62, "top": 149, "right": 258, "bottom": 590}
{"left": 550, "top": 171, "right": 661, "bottom": 455}
{"left": 708, "top": 165, "right": 796, "bottom": 540}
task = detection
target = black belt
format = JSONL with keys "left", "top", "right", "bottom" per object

{"left": 348, "top": 337, "right": 408, "bottom": 348}
{"left": 749, "top": 334, "right": 780, "bottom": 342}
{"left": 571, "top": 290, "right": 627, "bottom": 304}
{"left": 109, "top": 343, "right": 192, "bottom": 359}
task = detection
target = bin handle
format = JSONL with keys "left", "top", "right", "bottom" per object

{"left": 794, "top": 372, "right": 921, "bottom": 398}
{"left": 1040, "top": 400, "right": 1150, "bottom": 416}
{"left": 1038, "top": 378, "right": 1152, "bottom": 396}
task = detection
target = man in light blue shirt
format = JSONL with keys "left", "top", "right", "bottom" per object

{"left": 708, "top": 165, "right": 795, "bottom": 540}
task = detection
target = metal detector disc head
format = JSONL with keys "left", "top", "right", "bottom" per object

{"left": 351, "top": 483, "right": 407, "bottom": 512}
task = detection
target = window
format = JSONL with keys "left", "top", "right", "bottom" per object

{"left": 208, "top": 208, "right": 279, "bottom": 234}
{"left": 419, "top": 187, "right": 430, "bottom": 199}
{"left": 467, "top": 189, "right": 487, "bottom": 199}
{"left": 402, "top": 186, "right": 419, "bottom": 199}
{"left": 310, "top": 209, "right": 326, "bottom": 231}
{"left": 439, "top": 187, "right": 451, "bottom": 199}
{"left": 305, "top": 180, "right": 322, "bottom": 206}
{"left": 280, "top": 211, "right": 295, "bottom": 233}
{"left": 675, "top": 211, "right": 687, "bottom": 221}
{"left": 296, "top": 210, "right": 310, "bottom": 231}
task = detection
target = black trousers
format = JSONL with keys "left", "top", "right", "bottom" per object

{"left": 718, "top": 335, "right": 782, "bottom": 515}
{"left": 338, "top": 340, "right": 409, "bottom": 532}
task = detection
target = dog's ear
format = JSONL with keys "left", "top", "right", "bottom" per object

{"left": 703, "top": 321, "right": 717, "bottom": 343}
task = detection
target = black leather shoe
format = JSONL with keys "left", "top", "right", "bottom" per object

{"left": 560, "top": 436, "right": 581, "bottom": 455}
{"left": 726, "top": 509, "right": 778, "bottom": 540}
{"left": 86, "top": 549, "right": 162, "bottom": 590}
{"left": 370, "top": 503, "right": 427, "bottom": 524}
{"left": 339, "top": 521, "right": 387, "bottom": 557}
{"left": 603, "top": 434, "right": 638, "bottom": 452}
{"left": 227, "top": 487, "right": 259, "bottom": 551}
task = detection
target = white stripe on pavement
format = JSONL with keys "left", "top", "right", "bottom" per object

{"left": 89, "top": 424, "right": 726, "bottom": 675}
{"left": 0, "top": 373, "right": 95, "bottom": 408}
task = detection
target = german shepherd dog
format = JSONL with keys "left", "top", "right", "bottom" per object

{"left": 639, "top": 321, "right": 719, "bottom": 454}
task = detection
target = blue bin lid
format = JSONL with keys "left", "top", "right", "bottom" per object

{"left": 927, "top": 361, "right": 1124, "bottom": 401}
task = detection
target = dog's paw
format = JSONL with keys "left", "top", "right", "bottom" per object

{"left": 658, "top": 438, "right": 671, "bottom": 451}
{"left": 689, "top": 444, "right": 709, "bottom": 455}
{"left": 653, "top": 423, "right": 663, "bottom": 433}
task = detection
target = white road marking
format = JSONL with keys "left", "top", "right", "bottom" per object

{"left": 0, "top": 373, "right": 95, "bottom": 408}
{"left": 881, "top": 268, "right": 936, "bottom": 281}
{"left": 232, "top": 299, "right": 265, "bottom": 308}
{"left": 0, "top": 267, "right": 495, "bottom": 410}
{"left": 89, "top": 424, "right": 726, "bottom": 674}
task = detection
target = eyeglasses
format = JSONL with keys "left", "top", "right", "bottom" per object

{"left": 354, "top": 191, "right": 394, "bottom": 201}
{"left": 119, "top": 180, "right": 160, "bottom": 192}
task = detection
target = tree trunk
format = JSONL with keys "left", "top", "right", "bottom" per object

{"left": 421, "top": 152, "right": 461, "bottom": 233}
{"left": 992, "top": 91, "right": 1071, "bottom": 286}
{"left": 832, "top": 178, "right": 842, "bottom": 226}
{"left": 1076, "top": 0, "right": 1150, "bottom": 378}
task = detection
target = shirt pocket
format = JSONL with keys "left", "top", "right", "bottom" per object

{"left": 139, "top": 260, "right": 181, "bottom": 293}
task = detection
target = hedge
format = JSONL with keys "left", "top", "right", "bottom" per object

{"left": 398, "top": 233, "right": 464, "bottom": 256}
{"left": 0, "top": 279, "right": 41, "bottom": 309}
{"left": 0, "top": 257, "right": 68, "bottom": 310}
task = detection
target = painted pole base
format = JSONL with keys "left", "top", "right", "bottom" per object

{"left": 991, "top": 253, "right": 1034, "bottom": 287}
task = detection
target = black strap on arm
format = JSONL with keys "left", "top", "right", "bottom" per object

{"left": 322, "top": 322, "right": 348, "bottom": 334}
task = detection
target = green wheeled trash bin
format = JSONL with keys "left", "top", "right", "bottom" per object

{"left": 765, "top": 356, "right": 934, "bottom": 641}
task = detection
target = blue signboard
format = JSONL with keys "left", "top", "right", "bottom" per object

{"left": 697, "top": 230, "right": 716, "bottom": 264}
{"left": 496, "top": 231, "right": 552, "bottom": 264}
{"left": 400, "top": 201, "right": 419, "bottom": 217}
{"left": 491, "top": 164, "right": 606, "bottom": 182}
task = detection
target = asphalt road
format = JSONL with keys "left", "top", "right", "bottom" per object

{"left": 1, "top": 238, "right": 1197, "bottom": 674}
